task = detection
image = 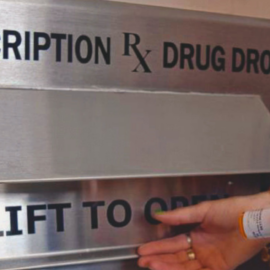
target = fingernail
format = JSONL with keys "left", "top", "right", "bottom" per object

{"left": 154, "top": 209, "right": 164, "bottom": 215}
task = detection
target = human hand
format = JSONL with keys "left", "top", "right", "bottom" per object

{"left": 138, "top": 192, "right": 270, "bottom": 270}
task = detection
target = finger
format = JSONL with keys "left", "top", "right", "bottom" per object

{"left": 138, "top": 255, "right": 178, "bottom": 267}
{"left": 147, "top": 260, "right": 201, "bottom": 270}
{"left": 138, "top": 254, "right": 184, "bottom": 266}
{"left": 138, "top": 234, "right": 191, "bottom": 255}
{"left": 154, "top": 203, "right": 210, "bottom": 226}
{"left": 138, "top": 251, "right": 189, "bottom": 267}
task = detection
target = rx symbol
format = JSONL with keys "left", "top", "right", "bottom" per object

{"left": 123, "top": 33, "right": 152, "bottom": 73}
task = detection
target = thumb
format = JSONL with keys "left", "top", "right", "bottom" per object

{"left": 154, "top": 202, "right": 210, "bottom": 226}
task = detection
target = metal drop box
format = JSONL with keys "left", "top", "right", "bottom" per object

{"left": 0, "top": 1, "right": 270, "bottom": 269}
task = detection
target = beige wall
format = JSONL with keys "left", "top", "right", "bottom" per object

{"left": 108, "top": 0, "right": 270, "bottom": 20}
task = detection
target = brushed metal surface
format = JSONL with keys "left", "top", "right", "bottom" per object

{"left": 1, "top": 0, "right": 270, "bottom": 99}
{"left": 0, "top": 174, "right": 266, "bottom": 269}
{"left": 109, "top": 0, "right": 270, "bottom": 20}
{"left": 38, "top": 254, "right": 270, "bottom": 270}
{"left": 0, "top": 90, "right": 269, "bottom": 182}
{"left": 0, "top": 2, "right": 270, "bottom": 269}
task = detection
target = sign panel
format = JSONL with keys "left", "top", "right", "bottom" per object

{"left": 0, "top": 90, "right": 269, "bottom": 182}
{"left": 0, "top": 2, "right": 269, "bottom": 270}
{"left": 0, "top": 0, "right": 270, "bottom": 96}
{"left": 0, "top": 175, "right": 265, "bottom": 269}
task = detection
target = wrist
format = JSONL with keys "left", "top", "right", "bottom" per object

{"left": 238, "top": 192, "right": 270, "bottom": 243}
{"left": 243, "top": 191, "right": 270, "bottom": 211}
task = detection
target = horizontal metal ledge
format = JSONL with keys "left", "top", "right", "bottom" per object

{"left": 0, "top": 175, "right": 263, "bottom": 269}
{"left": 0, "top": 89, "right": 270, "bottom": 182}
{"left": 0, "top": 245, "right": 139, "bottom": 270}
{"left": 1, "top": 171, "right": 270, "bottom": 184}
{"left": 1, "top": 0, "right": 270, "bottom": 97}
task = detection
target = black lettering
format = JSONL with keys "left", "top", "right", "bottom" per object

{"left": 95, "top": 37, "right": 111, "bottom": 65}
{"left": 210, "top": 194, "right": 229, "bottom": 200}
{"left": 163, "top": 42, "right": 178, "bottom": 68}
{"left": 210, "top": 194, "right": 221, "bottom": 201}
{"left": 232, "top": 48, "right": 245, "bottom": 72}
{"left": 107, "top": 200, "right": 132, "bottom": 228}
{"left": 123, "top": 32, "right": 140, "bottom": 56}
{"left": 212, "top": 46, "right": 225, "bottom": 71}
{"left": 171, "top": 196, "right": 189, "bottom": 210}
{"left": 260, "top": 50, "right": 270, "bottom": 74}
{"left": 34, "top": 32, "right": 51, "bottom": 61}
{"left": 3, "top": 30, "right": 22, "bottom": 60}
{"left": 75, "top": 35, "right": 92, "bottom": 64}
{"left": 260, "top": 175, "right": 270, "bottom": 192}
{"left": 247, "top": 49, "right": 259, "bottom": 73}
{"left": 27, "top": 205, "right": 46, "bottom": 234}
{"left": 5, "top": 206, "right": 22, "bottom": 236}
{"left": 144, "top": 198, "right": 168, "bottom": 225}
{"left": 132, "top": 50, "right": 151, "bottom": 73}
{"left": 180, "top": 43, "right": 194, "bottom": 70}
{"left": 68, "top": 34, "right": 73, "bottom": 63}
{"left": 51, "top": 33, "right": 67, "bottom": 62}
{"left": 123, "top": 33, "right": 152, "bottom": 73}
{"left": 25, "top": 31, "right": 30, "bottom": 60}
{"left": 83, "top": 201, "right": 105, "bottom": 229}
{"left": 48, "top": 203, "right": 71, "bottom": 232}
{"left": 196, "top": 44, "right": 210, "bottom": 70}
{"left": 192, "top": 195, "right": 207, "bottom": 205}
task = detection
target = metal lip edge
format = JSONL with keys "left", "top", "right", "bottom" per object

{"left": 0, "top": 170, "right": 270, "bottom": 184}
{"left": 0, "top": 245, "right": 140, "bottom": 270}
{"left": 25, "top": 255, "right": 139, "bottom": 270}
{"left": 0, "top": 0, "right": 270, "bottom": 26}
{"left": 4, "top": 255, "right": 139, "bottom": 270}
{"left": 0, "top": 85, "right": 262, "bottom": 100}
{"left": 0, "top": 244, "right": 141, "bottom": 261}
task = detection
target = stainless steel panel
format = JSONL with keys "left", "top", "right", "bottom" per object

{"left": 0, "top": 90, "right": 269, "bottom": 182}
{"left": 109, "top": 0, "right": 270, "bottom": 20}
{"left": 0, "top": 175, "right": 266, "bottom": 269}
{"left": 38, "top": 256, "right": 270, "bottom": 270}
{"left": 0, "top": 0, "right": 270, "bottom": 98}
